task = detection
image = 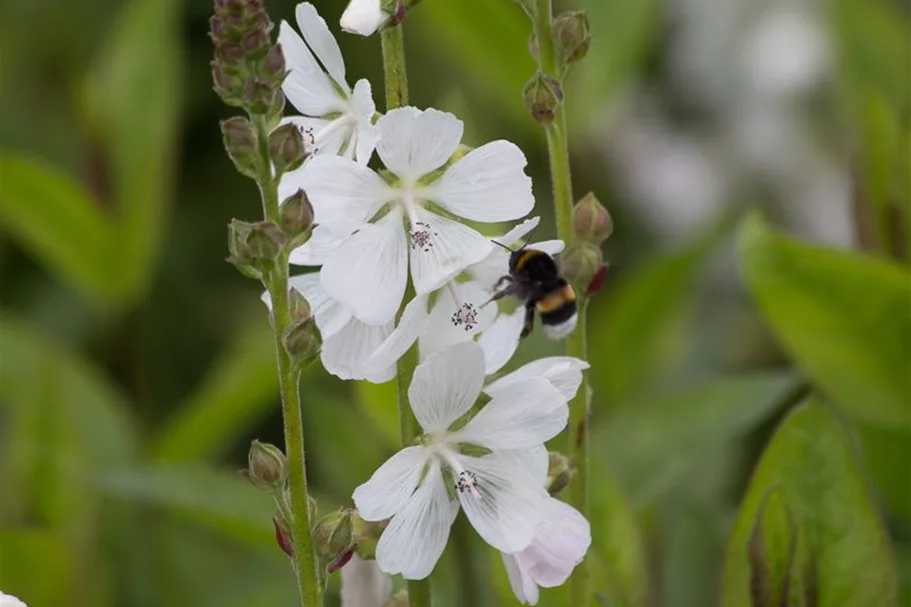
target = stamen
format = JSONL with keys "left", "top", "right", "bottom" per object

{"left": 410, "top": 221, "right": 438, "bottom": 253}
{"left": 455, "top": 470, "right": 481, "bottom": 500}
{"left": 450, "top": 302, "right": 479, "bottom": 331}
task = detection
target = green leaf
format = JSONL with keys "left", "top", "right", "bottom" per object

{"left": 721, "top": 399, "right": 899, "bottom": 607}
{"left": 747, "top": 487, "right": 802, "bottom": 607}
{"left": 0, "top": 154, "right": 118, "bottom": 304}
{"left": 357, "top": 379, "right": 400, "bottom": 446}
{"left": 151, "top": 320, "right": 279, "bottom": 462}
{"left": 96, "top": 465, "right": 275, "bottom": 546}
{"left": 594, "top": 371, "right": 800, "bottom": 505}
{"left": 738, "top": 214, "right": 911, "bottom": 431}
{"left": 0, "top": 530, "right": 75, "bottom": 607}
{"left": 83, "top": 0, "right": 180, "bottom": 300}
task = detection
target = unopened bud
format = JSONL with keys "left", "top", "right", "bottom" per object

{"left": 212, "top": 61, "right": 245, "bottom": 107}
{"left": 573, "top": 192, "right": 613, "bottom": 244}
{"left": 352, "top": 510, "right": 386, "bottom": 559}
{"left": 261, "top": 44, "right": 287, "bottom": 87}
{"left": 289, "top": 287, "right": 312, "bottom": 323}
{"left": 586, "top": 263, "right": 609, "bottom": 297}
{"left": 227, "top": 219, "right": 286, "bottom": 277}
{"left": 553, "top": 10, "right": 590, "bottom": 64}
{"left": 524, "top": 72, "right": 563, "bottom": 125}
{"left": 560, "top": 241, "right": 603, "bottom": 295}
{"left": 242, "top": 77, "right": 277, "bottom": 115}
{"left": 247, "top": 439, "right": 287, "bottom": 493}
{"left": 546, "top": 451, "right": 574, "bottom": 495}
{"left": 221, "top": 117, "right": 258, "bottom": 178}
{"left": 273, "top": 514, "right": 294, "bottom": 556}
{"left": 314, "top": 509, "right": 354, "bottom": 569}
{"left": 241, "top": 28, "right": 269, "bottom": 59}
{"left": 269, "top": 123, "right": 307, "bottom": 174}
{"left": 283, "top": 317, "right": 321, "bottom": 363}
{"left": 280, "top": 190, "right": 314, "bottom": 242}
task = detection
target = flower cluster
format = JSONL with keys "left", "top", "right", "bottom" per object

{"left": 261, "top": 3, "right": 591, "bottom": 603}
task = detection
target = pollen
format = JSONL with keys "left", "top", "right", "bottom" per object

{"left": 410, "top": 222, "right": 438, "bottom": 252}
{"left": 455, "top": 470, "right": 481, "bottom": 499}
{"left": 450, "top": 303, "right": 479, "bottom": 331}
{"left": 297, "top": 124, "right": 319, "bottom": 154}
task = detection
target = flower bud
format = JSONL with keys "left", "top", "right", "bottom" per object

{"left": 261, "top": 44, "right": 287, "bottom": 87}
{"left": 241, "top": 28, "right": 269, "bottom": 59}
{"left": 524, "top": 72, "right": 563, "bottom": 125}
{"left": 552, "top": 10, "right": 590, "bottom": 64}
{"left": 546, "top": 451, "right": 574, "bottom": 495}
{"left": 269, "top": 123, "right": 307, "bottom": 174}
{"left": 352, "top": 510, "right": 386, "bottom": 559}
{"left": 573, "top": 192, "right": 613, "bottom": 244}
{"left": 211, "top": 61, "right": 245, "bottom": 107}
{"left": 246, "top": 439, "right": 287, "bottom": 493}
{"left": 242, "top": 77, "right": 277, "bottom": 115}
{"left": 341, "top": 0, "right": 390, "bottom": 36}
{"left": 273, "top": 514, "right": 294, "bottom": 557}
{"left": 560, "top": 241, "right": 603, "bottom": 294}
{"left": 221, "top": 117, "right": 259, "bottom": 178}
{"left": 288, "top": 287, "right": 312, "bottom": 324}
{"left": 279, "top": 189, "right": 315, "bottom": 242}
{"left": 283, "top": 317, "right": 321, "bottom": 364}
{"left": 314, "top": 509, "right": 355, "bottom": 569}
{"left": 227, "top": 219, "right": 286, "bottom": 278}
{"left": 586, "top": 262, "right": 610, "bottom": 297}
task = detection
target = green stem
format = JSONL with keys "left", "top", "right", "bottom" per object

{"left": 254, "top": 115, "right": 322, "bottom": 607}
{"left": 382, "top": 21, "right": 433, "bottom": 607}
{"left": 533, "top": 1, "right": 591, "bottom": 605}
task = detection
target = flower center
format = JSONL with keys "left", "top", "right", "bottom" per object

{"left": 296, "top": 114, "right": 355, "bottom": 155}
{"left": 430, "top": 445, "right": 483, "bottom": 501}
{"left": 409, "top": 221, "right": 438, "bottom": 252}
{"left": 455, "top": 470, "right": 481, "bottom": 499}
{"left": 450, "top": 302, "right": 479, "bottom": 331}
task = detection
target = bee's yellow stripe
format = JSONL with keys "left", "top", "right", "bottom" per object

{"left": 536, "top": 284, "right": 576, "bottom": 314}
{"left": 514, "top": 249, "right": 543, "bottom": 273}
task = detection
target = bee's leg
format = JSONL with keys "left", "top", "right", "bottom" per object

{"left": 520, "top": 301, "right": 536, "bottom": 339}
{"left": 482, "top": 277, "right": 516, "bottom": 307}
{"left": 492, "top": 275, "right": 514, "bottom": 292}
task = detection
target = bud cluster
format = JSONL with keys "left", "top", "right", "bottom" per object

{"left": 210, "top": 0, "right": 286, "bottom": 116}
{"left": 562, "top": 192, "right": 613, "bottom": 297}
{"left": 552, "top": 10, "right": 590, "bottom": 64}
{"left": 227, "top": 218, "right": 287, "bottom": 279}
{"left": 524, "top": 72, "right": 564, "bottom": 125}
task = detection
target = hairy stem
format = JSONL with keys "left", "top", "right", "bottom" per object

{"left": 382, "top": 21, "right": 432, "bottom": 607}
{"left": 254, "top": 115, "right": 322, "bottom": 607}
{"left": 533, "top": 1, "right": 591, "bottom": 605}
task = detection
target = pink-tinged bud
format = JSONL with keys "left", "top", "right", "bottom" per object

{"left": 552, "top": 10, "right": 590, "bottom": 64}
{"left": 328, "top": 547, "right": 356, "bottom": 574}
{"left": 560, "top": 242, "right": 603, "bottom": 295}
{"left": 220, "top": 116, "right": 258, "bottom": 178}
{"left": 288, "top": 287, "right": 312, "bottom": 324}
{"left": 227, "top": 219, "right": 286, "bottom": 278}
{"left": 573, "top": 192, "right": 613, "bottom": 244}
{"left": 352, "top": 511, "right": 386, "bottom": 559}
{"left": 524, "top": 72, "right": 563, "bottom": 125}
{"left": 546, "top": 451, "right": 574, "bottom": 496}
{"left": 315, "top": 509, "right": 355, "bottom": 572}
{"left": 241, "top": 28, "right": 269, "bottom": 58}
{"left": 279, "top": 189, "right": 315, "bottom": 242}
{"left": 246, "top": 439, "right": 287, "bottom": 493}
{"left": 269, "top": 123, "right": 306, "bottom": 174}
{"left": 262, "top": 44, "right": 287, "bottom": 86}
{"left": 283, "top": 317, "right": 321, "bottom": 364}
{"left": 586, "top": 263, "right": 609, "bottom": 297}
{"left": 273, "top": 515, "right": 294, "bottom": 557}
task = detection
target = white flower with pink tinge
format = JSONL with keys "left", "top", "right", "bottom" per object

{"left": 340, "top": 554, "right": 392, "bottom": 607}
{"left": 340, "top": 0, "right": 389, "bottom": 36}
{"left": 296, "top": 107, "right": 534, "bottom": 325}
{"left": 353, "top": 342, "right": 568, "bottom": 579}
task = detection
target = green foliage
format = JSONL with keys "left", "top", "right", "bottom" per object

{"left": 739, "top": 214, "right": 911, "bottom": 432}
{"left": 721, "top": 399, "right": 899, "bottom": 607}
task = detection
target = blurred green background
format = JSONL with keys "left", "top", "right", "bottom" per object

{"left": 1, "top": 0, "right": 908, "bottom": 605}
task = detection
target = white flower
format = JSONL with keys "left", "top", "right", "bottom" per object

{"left": 340, "top": 0, "right": 389, "bottom": 36}
{"left": 353, "top": 342, "right": 567, "bottom": 579}
{"left": 341, "top": 554, "right": 392, "bottom": 607}
{"left": 485, "top": 356, "right": 589, "bottom": 402}
{"left": 277, "top": 3, "right": 379, "bottom": 165}
{"left": 501, "top": 498, "right": 591, "bottom": 605}
{"left": 0, "top": 591, "right": 26, "bottom": 607}
{"left": 299, "top": 107, "right": 534, "bottom": 324}
{"left": 363, "top": 217, "right": 564, "bottom": 377}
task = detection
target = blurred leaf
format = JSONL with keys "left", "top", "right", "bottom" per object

{"left": 83, "top": 0, "right": 181, "bottom": 300}
{"left": 589, "top": 224, "right": 722, "bottom": 404}
{"left": 357, "top": 380, "right": 400, "bottom": 446}
{"left": 96, "top": 465, "right": 275, "bottom": 546}
{"left": 0, "top": 153, "right": 118, "bottom": 304}
{"left": 721, "top": 399, "right": 899, "bottom": 607}
{"left": 595, "top": 371, "right": 800, "bottom": 505}
{"left": 856, "top": 423, "right": 911, "bottom": 523}
{"left": 0, "top": 530, "right": 74, "bottom": 607}
{"left": 738, "top": 214, "right": 911, "bottom": 432}
{"left": 747, "top": 488, "right": 802, "bottom": 607}
{"left": 151, "top": 320, "right": 278, "bottom": 462}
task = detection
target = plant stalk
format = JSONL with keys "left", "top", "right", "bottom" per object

{"left": 382, "top": 21, "right": 433, "bottom": 607}
{"left": 533, "top": 1, "right": 591, "bottom": 605}
{"left": 254, "top": 115, "right": 322, "bottom": 607}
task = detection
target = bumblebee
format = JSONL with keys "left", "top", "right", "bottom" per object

{"left": 489, "top": 245, "right": 578, "bottom": 339}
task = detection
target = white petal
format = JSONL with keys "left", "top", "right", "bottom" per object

{"left": 321, "top": 210, "right": 407, "bottom": 324}
{"left": 543, "top": 312, "right": 577, "bottom": 340}
{"left": 277, "top": 115, "right": 344, "bottom": 162}
{"left": 279, "top": 21, "right": 346, "bottom": 116}
{"left": 340, "top": 0, "right": 389, "bottom": 36}
{"left": 465, "top": 217, "right": 542, "bottom": 290}
{"left": 376, "top": 108, "right": 463, "bottom": 181}
{"left": 517, "top": 498, "right": 591, "bottom": 588}
{"left": 408, "top": 341, "right": 485, "bottom": 434}
{"left": 498, "top": 216, "right": 541, "bottom": 248}
{"left": 409, "top": 209, "right": 493, "bottom": 295}
{"left": 300, "top": 156, "right": 392, "bottom": 234}
{"left": 454, "top": 451, "right": 548, "bottom": 553}
{"left": 0, "top": 592, "right": 27, "bottom": 607}
{"left": 530, "top": 239, "right": 564, "bottom": 256}
{"left": 497, "top": 446, "right": 549, "bottom": 488}
{"left": 352, "top": 79, "right": 380, "bottom": 165}
{"left": 295, "top": 3, "right": 348, "bottom": 90}
{"left": 419, "top": 281, "right": 497, "bottom": 356}
{"left": 341, "top": 554, "right": 392, "bottom": 607}
{"left": 501, "top": 553, "right": 539, "bottom": 605}
{"left": 322, "top": 317, "right": 395, "bottom": 382}
{"left": 352, "top": 446, "right": 430, "bottom": 521}
{"left": 452, "top": 379, "right": 567, "bottom": 450}
{"left": 364, "top": 293, "right": 430, "bottom": 375}
{"left": 477, "top": 307, "right": 526, "bottom": 375}
{"left": 289, "top": 272, "right": 352, "bottom": 338}
{"left": 485, "top": 356, "right": 589, "bottom": 402}
{"left": 431, "top": 140, "right": 533, "bottom": 222}
{"left": 375, "top": 460, "right": 459, "bottom": 579}
{"left": 289, "top": 225, "right": 344, "bottom": 267}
